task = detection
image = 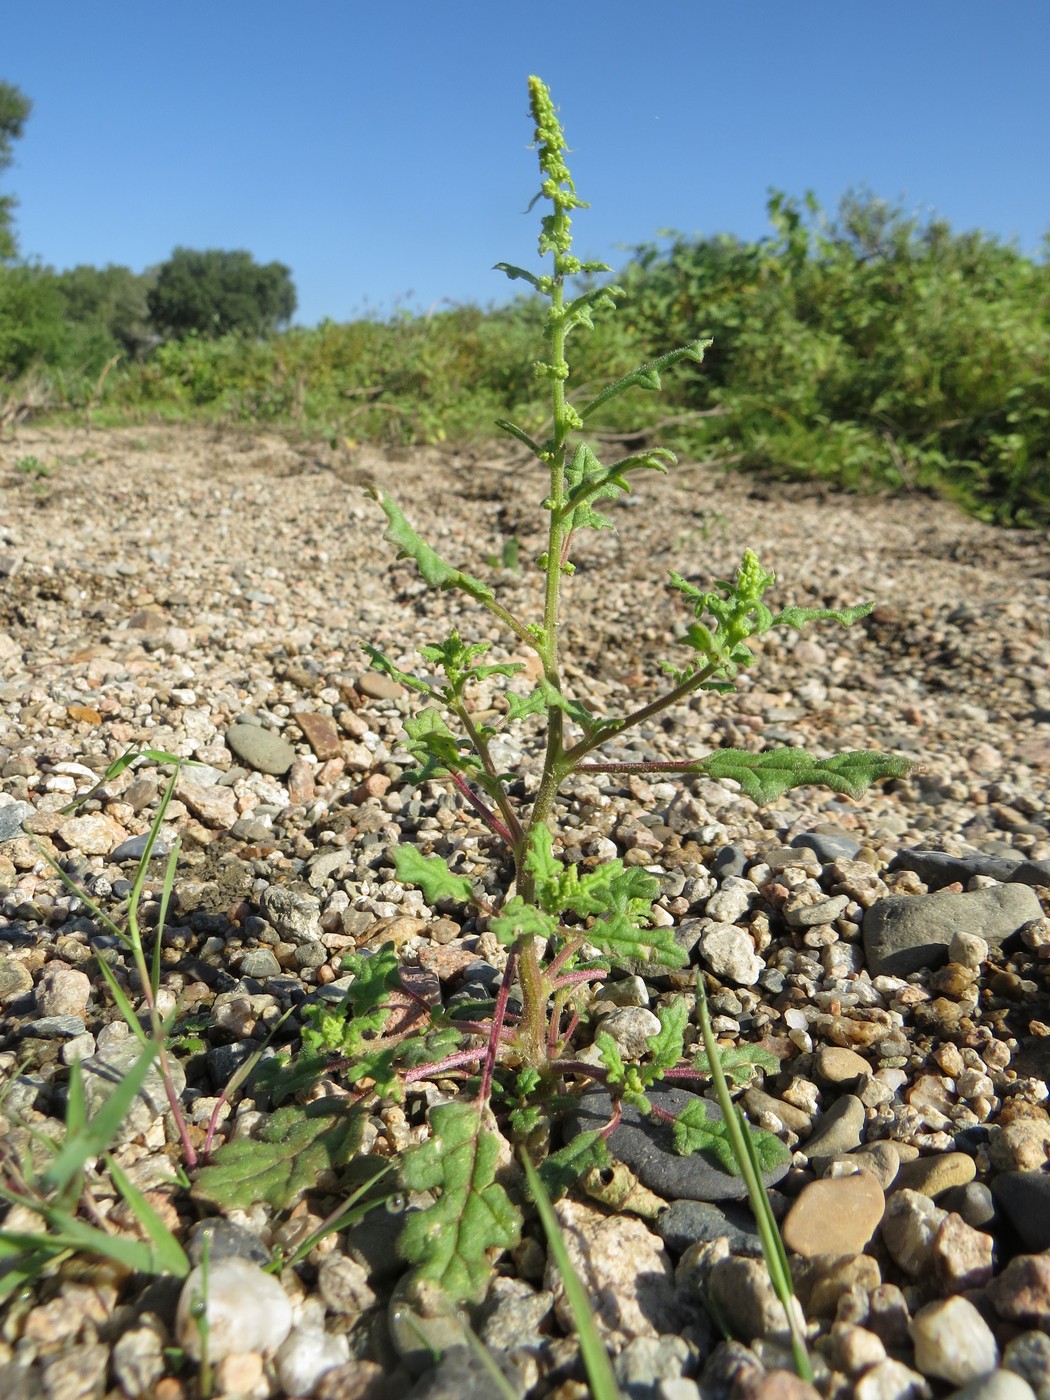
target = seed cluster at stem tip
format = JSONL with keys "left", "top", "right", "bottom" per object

{"left": 528, "top": 75, "right": 587, "bottom": 274}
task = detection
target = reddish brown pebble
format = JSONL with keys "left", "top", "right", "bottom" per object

{"left": 67, "top": 704, "right": 102, "bottom": 724}
{"left": 293, "top": 710, "right": 343, "bottom": 761}
{"left": 350, "top": 773, "right": 390, "bottom": 803}
{"left": 286, "top": 758, "right": 315, "bottom": 805}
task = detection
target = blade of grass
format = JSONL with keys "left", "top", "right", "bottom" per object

{"left": 695, "top": 975, "right": 812, "bottom": 1381}
{"left": 41, "top": 1038, "right": 160, "bottom": 1194}
{"left": 520, "top": 1150, "right": 625, "bottom": 1400}
{"left": 107, "top": 1154, "right": 190, "bottom": 1276}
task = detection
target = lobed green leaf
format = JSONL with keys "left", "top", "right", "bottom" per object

{"left": 672, "top": 1099, "right": 790, "bottom": 1174}
{"left": 367, "top": 487, "right": 494, "bottom": 601}
{"left": 400, "top": 1102, "right": 521, "bottom": 1304}
{"left": 192, "top": 1100, "right": 366, "bottom": 1211}
{"left": 394, "top": 845, "right": 475, "bottom": 906}
{"left": 692, "top": 747, "right": 912, "bottom": 803}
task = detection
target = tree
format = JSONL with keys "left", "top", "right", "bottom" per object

{"left": 0, "top": 81, "right": 31, "bottom": 260}
{"left": 53, "top": 263, "right": 155, "bottom": 356}
{"left": 146, "top": 248, "right": 296, "bottom": 339}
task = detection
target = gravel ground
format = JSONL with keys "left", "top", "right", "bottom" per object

{"left": 0, "top": 423, "right": 1048, "bottom": 1400}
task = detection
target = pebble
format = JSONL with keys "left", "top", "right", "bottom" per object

{"left": 933, "top": 1211, "right": 995, "bottom": 1292}
{"left": 356, "top": 670, "right": 403, "bottom": 700}
{"left": 992, "top": 1172, "right": 1050, "bottom": 1252}
{"left": 863, "top": 883, "right": 1045, "bottom": 976}
{"left": 544, "top": 1199, "right": 680, "bottom": 1345}
{"left": 54, "top": 810, "right": 127, "bottom": 855}
{"left": 80, "top": 1034, "right": 187, "bottom": 1143}
{"left": 893, "top": 1152, "right": 976, "bottom": 1198}
{"left": 853, "top": 1358, "right": 932, "bottom": 1400}
{"left": 276, "top": 1325, "right": 351, "bottom": 1396}
{"left": 293, "top": 710, "right": 343, "bottom": 761}
{"left": 946, "top": 1375, "right": 1039, "bottom": 1400}
{"left": 881, "top": 1189, "right": 948, "bottom": 1277}
{"left": 781, "top": 1172, "right": 885, "bottom": 1256}
{"left": 802, "top": 1094, "right": 866, "bottom": 1161}
{"left": 0, "top": 799, "right": 31, "bottom": 840}
{"left": 175, "top": 1257, "right": 293, "bottom": 1360}
{"left": 34, "top": 963, "right": 91, "bottom": 1017}
{"left": 706, "top": 1255, "right": 806, "bottom": 1345}
{"left": 563, "top": 1087, "right": 791, "bottom": 1202}
{"left": 111, "top": 832, "right": 171, "bottom": 862}
{"left": 598, "top": 1005, "right": 663, "bottom": 1058}
{"left": 226, "top": 721, "right": 297, "bottom": 775}
{"left": 910, "top": 1295, "right": 999, "bottom": 1384}
{"left": 813, "top": 1046, "right": 873, "bottom": 1089}
{"left": 1002, "top": 1332, "right": 1050, "bottom": 1398}
{"left": 699, "top": 920, "right": 763, "bottom": 985}
{"left": 655, "top": 1198, "right": 764, "bottom": 1257}
{"left": 988, "top": 1253, "right": 1050, "bottom": 1329}
{"left": 0, "top": 954, "right": 34, "bottom": 1003}
{"left": 893, "top": 847, "right": 1050, "bottom": 891}
{"left": 792, "top": 831, "right": 862, "bottom": 863}
{"left": 259, "top": 884, "right": 322, "bottom": 943}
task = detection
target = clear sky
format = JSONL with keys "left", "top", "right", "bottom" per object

{"left": 5, "top": 2, "right": 1048, "bottom": 326}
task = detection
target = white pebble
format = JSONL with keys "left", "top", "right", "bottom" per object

{"left": 176, "top": 1257, "right": 293, "bottom": 1361}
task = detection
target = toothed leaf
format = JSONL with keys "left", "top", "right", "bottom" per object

{"left": 579, "top": 339, "right": 710, "bottom": 418}
{"left": 394, "top": 846, "right": 475, "bottom": 906}
{"left": 692, "top": 1042, "right": 780, "bottom": 1089}
{"left": 771, "top": 602, "right": 874, "bottom": 629}
{"left": 192, "top": 1100, "right": 367, "bottom": 1211}
{"left": 360, "top": 644, "right": 435, "bottom": 696}
{"left": 693, "top": 747, "right": 912, "bottom": 803}
{"left": 672, "top": 1100, "right": 790, "bottom": 1175}
{"left": 400, "top": 1102, "right": 521, "bottom": 1304}
{"left": 489, "top": 895, "right": 559, "bottom": 946}
{"left": 368, "top": 487, "right": 494, "bottom": 601}
{"left": 646, "top": 999, "right": 688, "bottom": 1074}
{"left": 536, "top": 1129, "right": 610, "bottom": 1201}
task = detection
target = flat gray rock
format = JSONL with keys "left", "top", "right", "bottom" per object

{"left": 562, "top": 1086, "right": 789, "bottom": 1203}
{"left": 225, "top": 722, "right": 296, "bottom": 776}
{"left": 655, "top": 1198, "right": 764, "bottom": 1257}
{"left": 893, "top": 847, "right": 1050, "bottom": 890}
{"left": 863, "top": 883, "right": 1044, "bottom": 976}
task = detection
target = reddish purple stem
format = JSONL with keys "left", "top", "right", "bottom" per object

{"left": 448, "top": 769, "right": 515, "bottom": 847}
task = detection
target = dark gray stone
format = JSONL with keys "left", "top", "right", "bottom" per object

{"left": 111, "top": 832, "right": 171, "bottom": 863}
{"left": 792, "top": 831, "right": 862, "bottom": 863}
{"left": 712, "top": 845, "right": 749, "bottom": 880}
{"left": 0, "top": 801, "right": 31, "bottom": 842}
{"left": 863, "top": 883, "right": 1044, "bottom": 976}
{"left": 992, "top": 1171, "right": 1050, "bottom": 1253}
{"left": 561, "top": 1087, "right": 789, "bottom": 1203}
{"left": 19, "top": 1015, "right": 86, "bottom": 1038}
{"left": 942, "top": 1181, "right": 997, "bottom": 1231}
{"left": 655, "top": 1198, "right": 764, "bottom": 1257}
{"left": 893, "top": 847, "right": 1050, "bottom": 891}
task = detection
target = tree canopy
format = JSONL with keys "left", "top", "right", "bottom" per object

{"left": 0, "top": 80, "right": 31, "bottom": 260}
{"left": 146, "top": 247, "right": 297, "bottom": 339}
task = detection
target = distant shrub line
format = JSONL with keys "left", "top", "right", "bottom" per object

{"left": 3, "top": 192, "right": 1048, "bottom": 526}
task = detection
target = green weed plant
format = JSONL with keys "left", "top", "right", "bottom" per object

{"left": 0, "top": 79, "right": 914, "bottom": 1385}
{"left": 336, "top": 76, "right": 907, "bottom": 1319}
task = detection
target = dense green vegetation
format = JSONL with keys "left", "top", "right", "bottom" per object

{"left": 1, "top": 74, "right": 1047, "bottom": 524}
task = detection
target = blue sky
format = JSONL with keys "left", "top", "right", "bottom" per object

{"left": 5, "top": 2, "right": 1049, "bottom": 326}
